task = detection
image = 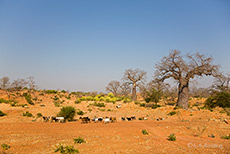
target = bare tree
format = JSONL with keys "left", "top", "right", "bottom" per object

{"left": 106, "top": 80, "right": 121, "bottom": 96}
{"left": 27, "top": 76, "right": 37, "bottom": 92}
{"left": 0, "top": 76, "right": 10, "bottom": 90}
{"left": 140, "top": 79, "right": 169, "bottom": 102}
{"left": 123, "top": 69, "right": 146, "bottom": 101}
{"left": 155, "top": 50, "right": 218, "bottom": 109}
{"left": 120, "top": 82, "right": 131, "bottom": 97}
{"left": 139, "top": 83, "right": 148, "bottom": 99}
{"left": 11, "top": 78, "right": 27, "bottom": 94}
{"left": 212, "top": 72, "right": 230, "bottom": 92}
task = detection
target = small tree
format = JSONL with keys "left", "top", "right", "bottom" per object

{"left": 211, "top": 72, "right": 230, "bottom": 93}
{"left": 155, "top": 50, "right": 218, "bottom": 109}
{"left": 11, "top": 78, "right": 27, "bottom": 94}
{"left": 0, "top": 76, "right": 10, "bottom": 90}
{"left": 57, "top": 106, "right": 76, "bottom": 121}
{"left": 146, "top": 88, "right": 162, "bottom": 104}
{"left": 106, "top": 80, "right": 121, "bottom": 96}
{"left": 205, "top": 91, "right": 230, "bottom": 108}
{"left": 27, "top": 76, "right": 37, "bottom": 93}
{"left": 123, "top": 69, "right": 146, "bottom": 101}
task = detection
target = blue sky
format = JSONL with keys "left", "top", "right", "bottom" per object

{"left": 0, "top": 0, "right": 229, "bottom": 92}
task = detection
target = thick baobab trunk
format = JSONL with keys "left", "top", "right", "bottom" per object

{"left": 132, "top": 83, "right": 137, "bottom": 101}
{"left": 176, "top": 82, "right": 189, "bottom": 109}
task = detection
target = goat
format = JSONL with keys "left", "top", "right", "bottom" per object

{"left": 56, "top": 117, "right": 65, "bottom": 123}
{"left": 42, "top": 116, "right": 48, "bottom": 122}
{"left": 45, "top": 116, "right": 55, "bottom": 122}
{"left": 79, "top": 117, "right": 90, "bottom": 124}
{"left": 157, "top": 117, "right": 165, "bottom": 121}
{"left": 92, "top": 118, "right": 99, "bottom": 123}
{"left": 131, "top": 116, "right": 136, "bottom": 120}
{"left": 116, "top": 104, "right": 122, "bottom": 108}
{"left": 98, "top": 117, "right": 103, "bottom": 122}
{"left": 126, "top": 117, "right": 132, "bottom": 121}
{"left": 51, "top": 116, "right": 56, "bottom": 122}
{"left": 103, "top": 118, "right": 111, "bottom": 124}
{"left": 121, "top": 117, "right": 126, "bottom": 121}
{"left": 110, "top": 117, "right": 117, "bottom": 123}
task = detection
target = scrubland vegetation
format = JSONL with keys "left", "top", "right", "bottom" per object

{"left": 0, "top": 51, "right": 229, "bottom": 153}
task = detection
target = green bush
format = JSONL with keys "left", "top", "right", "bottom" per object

{"left": 0, "top": 98, "right": 9, "bottom": 104}
{"left": 75, "top": 99, "right": 82, "bottom": 104}
{"left": 54, "top": 101, "right": 61, "bottom": 107}
{"left": 93, "top": 102, "right": 105, "bottom": 107}
{"left": 76, "top": 110, "right": 84, "bottom": 115}
{"left": 10, "top": 101, "right": 18, "bottom": 107}
{"left": 205, "top": 92, "right": 230, "bottom": 108}
{"left": 99, "top": 97, "right": 105, "bottom": 101}
{"left": 19, "top": 104, "right": 27, "bottom": 108}
{"left": 57, "top": 106, "right": 76, "bottom": 121}
{"left": 1, "top": 143, "right": 10, "bottom": 150}
{"left": 168, "top": 133, "right": 176, "bottom": 141}
{"left": 168, "top": 111, "right": 177, "bottom": 116}
{"left": 134, "top": 101, "right": 141, "bottom": 105}
{"left": 142, "top": 129, "right": 149, "bottom": 135}
{"left": 145, "top": 103, "right": 160, "bottom": 109}
{"left": 152, "top": 104, "right": 161, "bottom": 109}
{"left": 139, "top": 103, "right": 146, "bottom": 107}
{"left": 146, "top": 88, "right": 163, "bottom": 103}
{"left": 173, "top": 106, "right": 182, "bottom": 110}
{"left": 39, "top": 92, "right": 44, "bottom": 96}
{"left": 23, "top": 111, "right": 33, "bottom": 117}
{"left": 55, "top": 144, "right": 79, "bottom": 154}
{"left": 208, "top": 134, "right": 215, "bottom": 138}
{"left": 61, "top": 90, "right": 66, "bottom": 93}
{"left": 53, "top": 95, "right": 59, "bottom": 101}
{"left": 145, "top": 98, "right": 151, "bottom": 103}
{"left": 0, "top": 110, "right": 6, "bottom": 117}
{"left": 221, "top": 134, "right": 230, "bottom": 140}
{"left": 85, "top": 96, "right": 94, "bottom": 101}
{"left": 37, "top": 113, "right": 43, "bottom": 118}
{"left": 46, "top": 90, "right": 58, "bottom": 94}
{"left": 65, "top": 94, "right": 71, "bottom": 100}
{"left": 24, "top": 93, "right": 34, "bottom": 105}
{"left": 123, "top": 97, "right": 132, "bottom": 103}
{"left": 107, "top": 93, "right": 114, "bottom": 98}
{"left": 74, "top": 137, "right": 86, "bottom": 144}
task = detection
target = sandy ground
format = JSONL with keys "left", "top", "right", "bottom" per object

{"left": 0, "top": 91, "right": 230, "bottom": 154}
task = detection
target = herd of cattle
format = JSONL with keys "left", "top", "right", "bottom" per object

{"left": 41, "top": 116, "right": 162, "bottom": 124}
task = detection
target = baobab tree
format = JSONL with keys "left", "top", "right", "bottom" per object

{"left": 123, "top": 69, "right": 146, "bottom": 101}
{"left": 155, "top": 50, "right": 218, "bottom": 109}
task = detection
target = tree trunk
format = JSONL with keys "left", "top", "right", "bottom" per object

{"left": 132, "top": 83, "right": 137, "bottom": 101}
{"left": 176, "top": 82, "right": 189, "bottom": 109}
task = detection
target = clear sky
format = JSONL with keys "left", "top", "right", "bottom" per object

{"left": 0, "top": 0, "right": 229, "bottom": 92}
